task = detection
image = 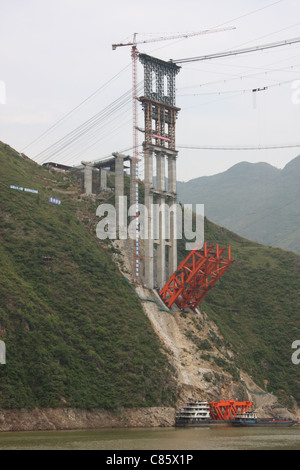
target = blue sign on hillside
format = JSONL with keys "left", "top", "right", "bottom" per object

{"left": 49, "top": 197, "right": 61, "bottom": 205}
{"left": 10, "top": 185, "right": 23, "bottom": 191}
{"left": 24, "top": 188, "right": 38, "bottom": 194}
{"left": 10, "top": 185, "right": 38, "bottom": 194}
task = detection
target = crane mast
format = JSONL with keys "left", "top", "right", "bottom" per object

{"left": 131, "top": 35, "right": 140, "bottom": 283}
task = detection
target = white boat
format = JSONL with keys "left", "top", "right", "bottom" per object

{"left": 175, "top": 401, "right": 211, "bottom": 426}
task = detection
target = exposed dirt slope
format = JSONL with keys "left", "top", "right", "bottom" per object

{"left": 114, "top": 239, "right": 299, "bottom": 421}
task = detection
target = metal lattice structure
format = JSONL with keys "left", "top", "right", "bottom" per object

{"left": 159, "top": 242, "right": 233, "bottom": 311}
{"left": 139, "top": 53, "right": 179, "bottom": 106}
{"left": 139, "top": 54, "right": 180, "bottom": 150}
{"left": 209, "top": 400, "right": 253, "bottom": 421}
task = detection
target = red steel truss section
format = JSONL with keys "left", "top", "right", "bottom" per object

{"left": 159, "top": 242, "right": 233, "bottom": 311}
{"left": 209, "top": 400, "right": 253, "bottom": 421}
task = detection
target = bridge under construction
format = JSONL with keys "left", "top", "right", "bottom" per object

{"left": 41, "top": 31, "right": 300, "bottom": 310}
{"left": 79, "top": 50, "right": 233, "bottom": 311}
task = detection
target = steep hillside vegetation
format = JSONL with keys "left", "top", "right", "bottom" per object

{"left": 1, "top": 142, "right": 300, "bottom": 413}
{"left": 0, "top": 142, "right": 177, "bottom": 410}
{"left": 177, "top": 156, "right": 300, "bottom": 254}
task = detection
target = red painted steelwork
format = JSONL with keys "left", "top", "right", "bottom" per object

{"left": 159, "top": 242, "right": 233, "bottom": 311}
{"left": 209, "top": 400, "right": 253, "bottom": 421}
{"left": 152, "top": 133, "right": 171, "bottom": 142}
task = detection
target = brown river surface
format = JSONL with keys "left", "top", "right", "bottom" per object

{"left": 0, "top": 426, "right": 300, "bottom": 450}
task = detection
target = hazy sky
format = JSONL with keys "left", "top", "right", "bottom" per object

{"left": 1, "top": 0, "right": 300, "bottom": 181}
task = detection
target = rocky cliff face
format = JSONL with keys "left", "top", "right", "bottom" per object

{"left": 138, "top": 285, "right": 299, "bottom": 422}
{"left": 0, "top": 407, "right": 175, "bottom": 432}
{"left": 138, "top": 286, "right": 260, "bottom": 401}
{"left": 114, "top": 240, "right": 300, "bottom": 421}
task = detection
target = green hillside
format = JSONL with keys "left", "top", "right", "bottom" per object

{"left": 177, "top": 156, "right": 300, "bottom": 254}
{"left": 0, "top": 142, "right": 176, "bottom": 410}
{"left": 1, "top": 142, "right": 300, "bottom": 411}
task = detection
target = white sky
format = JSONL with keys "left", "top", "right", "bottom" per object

{"left": 1, "top": 0, "right": 300, "bottom": 181}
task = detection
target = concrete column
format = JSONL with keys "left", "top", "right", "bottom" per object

{"left": 114, "top": 154, "right": 126, "bottom": 239}
{"left": 168, "top": 154, "right": 177, "bottom": 278}
{"left": 156, "top": 151, "right": 165, "bottom": 192}
{"left": 129, "top": 158, "right": 135, "bottom": 209}
{"left": 155, "top": 151, "right": 166, "bottom": 289}
{"left": 82, "top": 162, "right": 93, "bottom": 195}
{"left": 99, "top": 168, "right": 107, "bottom": 191}
{"left": 168, "top": 155, "right": 176, "bottom": 195}
{"left": 144, "top": 147, "right": 153, "bottom": 289}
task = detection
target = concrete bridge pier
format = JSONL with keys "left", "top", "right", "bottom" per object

{"left": 82, "top": 162, "right": 94, "bottom": 196}
{"left": 167, "top": 153, "right": 177, "bottom": 279}
{"left": 143, "top": 146, "right": 154, "bottom": 289}
{"left": 99, "top": 168, "right": 107, "bottom": 191}
{"left": 155, "top": 150, "right": 166, "bottom": 289}
{"left": 113, "top": 152, "right": 127, "bottom": 240}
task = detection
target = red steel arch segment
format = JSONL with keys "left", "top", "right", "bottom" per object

{"left": 159, "top": 242, "right": 233, "bottom": 311}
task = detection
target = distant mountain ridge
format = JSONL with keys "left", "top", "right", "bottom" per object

{"left": 177, "top": 155, "right": 300, "bottom": 254}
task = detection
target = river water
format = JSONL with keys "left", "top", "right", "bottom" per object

{"left": 0, "top": 426, "right": 300, "bottom": 450}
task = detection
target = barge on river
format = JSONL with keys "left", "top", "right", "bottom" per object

{"left": 175, "top": 400, "right": 296, "bottom": 427}
{"left": 231, "top": 410, "right": 296, "bottom": 427}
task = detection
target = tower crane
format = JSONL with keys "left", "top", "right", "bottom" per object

{"left": 112, "top": 26, "right": 236, "bottom": 50}
{"left": 112, "top": 27, "right": 236, "bottom": 166}
{"left": 112, "top": 27, "right": 235, "bottom": 284}
{"left": 112, "top": 27, "right": 236, "bottom": 165}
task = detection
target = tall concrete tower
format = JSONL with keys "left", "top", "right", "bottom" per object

{"left": 138, "top": 54, "right": 181, "bottom": 289}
